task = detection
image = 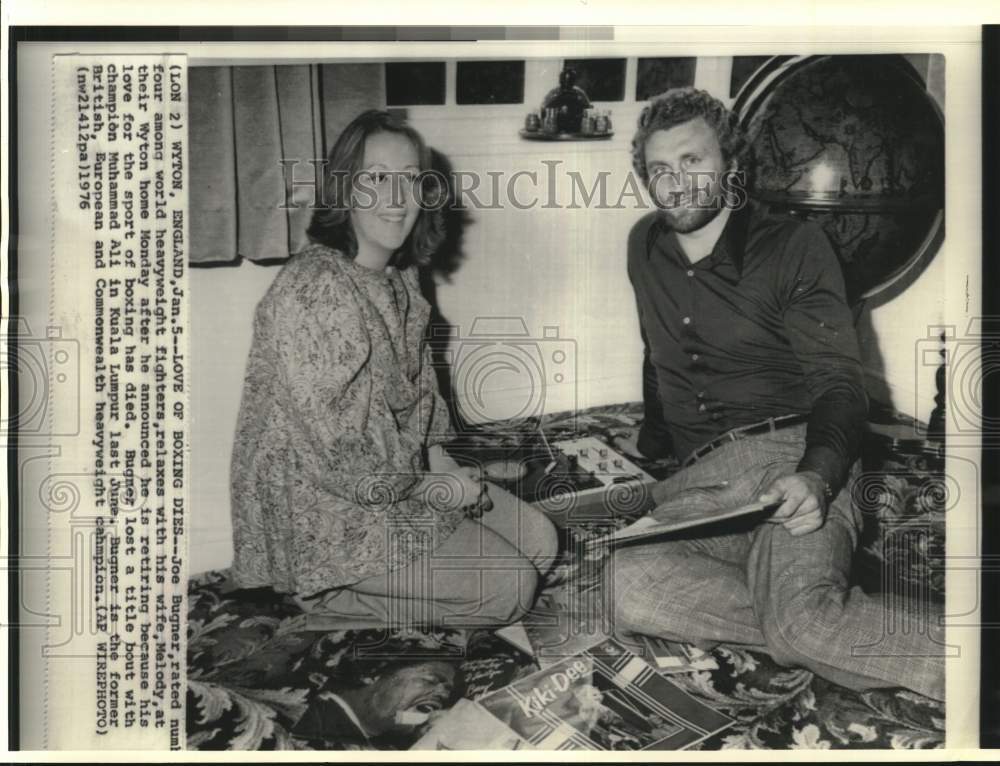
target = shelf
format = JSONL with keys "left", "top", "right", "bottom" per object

{"left": 519, "top": 129, "right": 615, "bottom": 142}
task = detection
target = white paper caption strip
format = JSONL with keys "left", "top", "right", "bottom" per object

{"left": 47, "top": 54, "right": 189, "bottom": 750}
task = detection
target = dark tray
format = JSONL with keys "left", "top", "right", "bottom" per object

{"left": 519, "top": 129, "right": 614, "bottom": 141}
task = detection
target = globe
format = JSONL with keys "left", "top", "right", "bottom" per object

{"left": 737, "top": 55, "right": 945, "bottom": 304}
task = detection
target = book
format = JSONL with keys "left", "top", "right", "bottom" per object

{"left": 473, "top": 638, "right": 733, "bottom": 750}
{"left": 585, "top": 500, "right": 778, "bottom": 548}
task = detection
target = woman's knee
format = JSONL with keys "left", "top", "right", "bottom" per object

{"left": 479, "top": 564, "right": 539, "bottom": 625}
{"left": 522, "top": 504, "right": 559, "bottom": 572}
{"left": 484, "top": 489, "right": 559, "bottom": 573}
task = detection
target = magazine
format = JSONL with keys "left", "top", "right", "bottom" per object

{"left": 475, "top": 638, "right": 733, "bottom": 750}
{"left": 585, "top": 500, "right": 778, "bottom": 548}
{"left": 521, "top": 591, "right": 611, "bottom": 668}
{"left": 409, "top": 699, "right": 530, "bottom": 750}
{"left": 498, "top": 619, "right": 720, "bottom": 675}
{"left": 639, "top": 636, "right": 720, "bottom": 673}
{"left": 494, "top": 622, "right": 535, "bottom": 658}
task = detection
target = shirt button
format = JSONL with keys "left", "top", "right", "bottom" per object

{"left": 682, "top": 316, "right": 691, "bottom": 325}
{"left": 686, "top": 269, "right": 695, "bottom": 277}
{"left": 698, "top": 403, "right": 707, "bottom": 412}
{"left": 691, "top": 353, "right": 699, "bottom": 361}
{"left": 711, "top": 412, "right": 722, "bottom": 421}
{"left": 697, "top": 391, "right": 705, "bottom": 399}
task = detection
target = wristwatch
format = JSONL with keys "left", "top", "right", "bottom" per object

{"left": 820, "top": 479, "right": 836, "bottom": 503}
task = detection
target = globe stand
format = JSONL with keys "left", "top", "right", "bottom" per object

{"left": 927, "top": 332, "right": 946, "bottom": 443}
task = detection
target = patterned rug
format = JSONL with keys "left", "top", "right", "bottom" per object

{"left": 186, "top": 402, "right": 945, "bottom": 750}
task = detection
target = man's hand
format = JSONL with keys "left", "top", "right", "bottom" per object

{"left": 424, "top": 445, "right": 493, "bottom": 517}
{"left": 758, "top": 470, "right": 829, "bottom": 537}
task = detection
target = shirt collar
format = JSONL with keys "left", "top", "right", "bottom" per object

{"left": 646, "top": 201, "right": 757, "bottom": 278}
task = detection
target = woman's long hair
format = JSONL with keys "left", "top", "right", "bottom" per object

{"left": 307, "top": 109, "right": 446, "bottom": 269}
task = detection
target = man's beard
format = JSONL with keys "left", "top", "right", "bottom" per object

{"left": 658, "top": 200, "right": 723, "bottom": 234}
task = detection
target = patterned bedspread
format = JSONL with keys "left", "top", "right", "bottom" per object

{"left": 187, "top": 402, "right": 945, "bottom": 750}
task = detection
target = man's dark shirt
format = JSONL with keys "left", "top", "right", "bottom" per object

{"left": 628, "top": 201, "right": 868, "bottom": 496}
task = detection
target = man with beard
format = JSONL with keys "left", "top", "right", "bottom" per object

{"left": 609, "top": 87, "right": 944, "bottom": 702}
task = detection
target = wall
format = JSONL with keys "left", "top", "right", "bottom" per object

{"left": 188, "top": 56, "right": 948, "bottom": 575}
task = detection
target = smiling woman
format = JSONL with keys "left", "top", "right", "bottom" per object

{"left": 306, "top": 110, "right": 445, "bottom": 269}
{"left": 228, "top": 109, "right": 558, "bottom": 630}
{"left": 349, "top": 132, "right": 422, "bottom": 269}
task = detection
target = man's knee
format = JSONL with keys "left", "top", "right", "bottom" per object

{"left": 758, "top": 579, "right": 848, "bottom": 667}
{"left": 606, "top": 548, "right": 674, "bottom": 633}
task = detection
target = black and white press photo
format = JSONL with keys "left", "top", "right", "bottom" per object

{"left": 10, "top": 18, "right": 996, "bottom": 756}
{"left": 180, "top": 49, "right": 956, "bottom": 750}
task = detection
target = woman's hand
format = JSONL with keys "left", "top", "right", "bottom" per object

{"left": 423, "top": 445, "right": 493, "bottom": 517}
{"left": 610, "top": 427, "right": 645, "bottom": 459}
